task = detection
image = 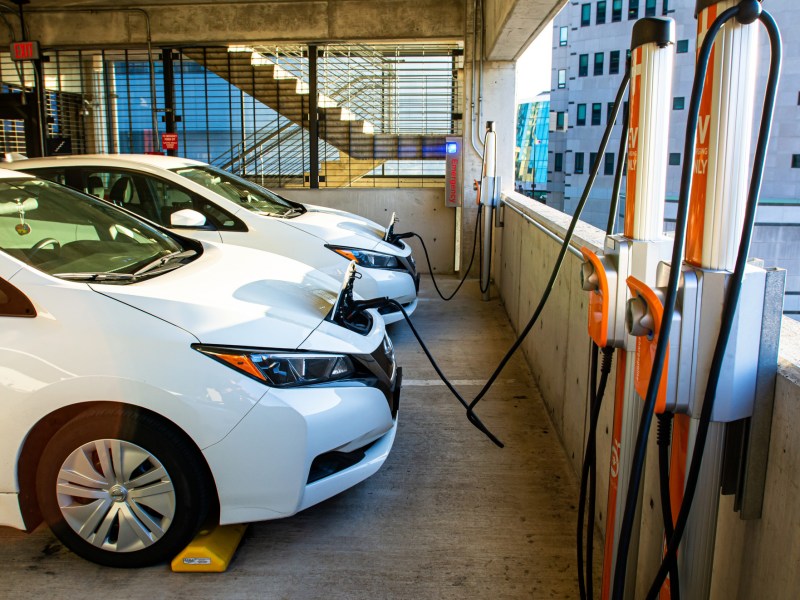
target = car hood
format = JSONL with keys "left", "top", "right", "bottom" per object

{"left": 287, "top": 206, "right": 404, "bottom": 255}
{"left": 92, "top": 243, "right": 343, "bottom": 349}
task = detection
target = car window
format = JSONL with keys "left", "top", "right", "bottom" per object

{"left": 139, "top": 174, "right": 246, "bottom": 231}
{"left": 0, "top": 177, "right": 189, "bottom": 280}
{"left": 79, "top": 170, "right": 161, "bottom": 224}
{"left": 172, "top": 166, "right": 304, "bottom": 218}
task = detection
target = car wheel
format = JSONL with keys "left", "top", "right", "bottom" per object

{"left": 36, "top": 407, "right": 211, "bottom": 568}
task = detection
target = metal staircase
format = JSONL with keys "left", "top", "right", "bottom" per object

{"left": 182, "top": 46, "right": 450, "bottom": 186}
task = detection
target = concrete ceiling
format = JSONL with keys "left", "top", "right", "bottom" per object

{"left": 484, "top": 0, "right": 567, "bottom": 61}
{"left": 0, "top": 0, "right": 565, "bottom": 59}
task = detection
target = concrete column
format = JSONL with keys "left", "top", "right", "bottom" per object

{"left": 461, "top": 55, "right": 516, "bottom": 276}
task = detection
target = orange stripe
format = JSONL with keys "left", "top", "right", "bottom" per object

{"left": 686, "top": 4, "right": 717, "bottom": 267}
{"left": 601, "top": 350, "right": 627, "bottom": 600}
{"left": 658, "top": 413, "right": 690, "bottom": 599}
{"left": 624, "top": 47, "right": 642, "bottom": 238}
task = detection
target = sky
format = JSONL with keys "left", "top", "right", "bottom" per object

{"left": 515, "top": 25, "right": 553, "bottom": 105}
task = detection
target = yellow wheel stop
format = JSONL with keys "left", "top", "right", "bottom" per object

{"left": 171, "top": 524, "right": 248, "bottom": 572}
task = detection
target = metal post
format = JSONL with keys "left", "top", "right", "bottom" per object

{"left": 308, "top": 44, "right": 319, "bottom": 189}
{"left": 162, "top": 48, "right": 177, "bottom": 157}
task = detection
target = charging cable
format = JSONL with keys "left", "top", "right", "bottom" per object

{"left": 351, "top": 66, "right": 631, "bottom": 451}
{"left": 465, "top": 67, "right": 630, "bottom": 427}
{"left": 577, "top": 344, "right": 615, "bottom": 600}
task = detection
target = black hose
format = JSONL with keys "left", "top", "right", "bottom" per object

{"left": 656, "top": 413, "right": 679, "bottom": 600}
{"left": 465, "top": 68, "right": 631, "bottom": 425}
{"left": 478, "top": 208, "right": 491, "bottom": 294}
{"left": 411, "top": 204, "right": 483, "bottom": 301}
{"left": 610, "top": 8, "right": 740, "bottom": 597}
{"left": 382, "top": 298, "right": 504, "bottom": 448}
{"left": 578, "top": 344, "right": 600, "bottom": 600}
{"left": 644, "top": 9, "right": 781, "bottom": 597}
{"left": 607, "top": 89, "right": 630, "bottom": 237}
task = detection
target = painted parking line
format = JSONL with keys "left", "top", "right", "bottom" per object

{"left": 403, "top": 379, "right": 517, "bottom": 387}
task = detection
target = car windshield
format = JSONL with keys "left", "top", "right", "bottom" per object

{"left": 0, "top": 177, "right": 189, "bottom": 282}
{"left": 172, "top": 165, "right": 304, "bottom": 217}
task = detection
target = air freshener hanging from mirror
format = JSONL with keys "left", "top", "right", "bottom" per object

{"left": 15, "top": 199, "right": 31, "bottom": 235}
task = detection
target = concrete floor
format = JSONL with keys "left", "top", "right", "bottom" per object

{"left": 0, "top": 280, "right": 596, "bottom": 599}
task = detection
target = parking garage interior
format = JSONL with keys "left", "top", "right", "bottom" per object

{"left": 0, "top": 1, "right": 799, "bottom": 599}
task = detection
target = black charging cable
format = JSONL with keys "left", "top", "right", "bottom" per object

{"left": 355, "top": 65, "right": 630, "bottom": 450}
{"left": 465, "top": 68, "right": 631, "bottom": 428}
{"left": 379, "top": 298, "right": 504, "bottom": 447}
{"left": 577, "top": 344, "right": 615, "bottom": 599}
{"left": 643, "top": 6, "right": 780, "bottom": 598}
{"left": 656, "top": 412, "right": 679, "bottom": 600}
{"left": 401, "top": 204, "right": 485, "bottom": 302}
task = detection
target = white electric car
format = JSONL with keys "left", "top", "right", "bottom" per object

{"left": 0, "top": 169, "right": 400, "bottom": 567}
{"left": 9, "top": 154, "right": 420, "bottom": 324}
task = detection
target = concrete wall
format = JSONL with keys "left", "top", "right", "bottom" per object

{"left": 282, "top": 188, "right": 455, "bottom": 273}
{"left": 495, "top": 189, "right": 800, "bottom": 599}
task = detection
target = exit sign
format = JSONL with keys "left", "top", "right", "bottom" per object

{"left": 10, "top": 41, "right": 40, "bottom": 61}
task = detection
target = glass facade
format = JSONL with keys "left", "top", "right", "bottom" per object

{"left": 514, "top": 93, "right": 550, "bottom": 199}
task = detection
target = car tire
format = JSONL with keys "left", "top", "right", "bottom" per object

{"left": 36, "top": 407, "right": 211, "bottom": 568}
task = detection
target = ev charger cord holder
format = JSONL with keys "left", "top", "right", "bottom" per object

{"left": 610, "top": 3, "right": 781, "bottom": 598}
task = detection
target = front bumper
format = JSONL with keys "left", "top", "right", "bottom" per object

{"left": 203, "top": 365, "right": 400, "bottom": 526}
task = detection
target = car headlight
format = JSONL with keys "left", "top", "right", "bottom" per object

{"left": 327, "top": 245, "right": 401, "bottom": 270}
{"left": 194, "top": 345, "right": 357, "bottom": 387}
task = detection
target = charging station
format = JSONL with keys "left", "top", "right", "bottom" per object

{"left": 578, "top": 1, "right": 785, "bottom": 598}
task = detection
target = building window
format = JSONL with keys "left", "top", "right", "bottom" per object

{"left": 581, "top": 3, "right": 592, "bottom": 26}
{"left": 662, "top": 0, "right": 671, "bottom": 14}
{"left": 628, "top": 0, "right": 639, "bottom": 19}
{"left": 645, "top": 0, "right": 656, "bottom": 17}
{"left": 609, "top": 50, "right": 620, "bottom": 75}
{"left": 607, "top": 102, "right": 615, "bottom": 124}
{"left": 558, "top": 69, "right": 567, "bottom": 89}
{"left": 792, "top": 155, "right": 800, "bottom": 169}
{"left": 579, "top": 54, "right": 589, "bottom": 77}
{"left": 577, "top": 103, "right": 587, "bottom": 126}
{"left": 556, "top": 111, "right": 566, "bottom": 130}
{"left": 590, "top": 152, "right": 598, "bottom": 170}
{"left": 560, "top": 26, "right": 568, "bottom": 46}
{"left": 594, "top": 52, "right": 604, "bottom": 76}
{"left": 592, "top": 103, "right": 602, "bottom": 126}
{"left": 677, "top": 39, "right": 689, "bottom": 53}
{"left": 604, "top": 152, "right": 615, "bottom": 175}
{"left": 555, "top": 153, "right": 564, "bottom": 172}
{"left": 669, "top": 153, "right": 681, "bottom": 166}
{"left": 612, "top": 0, "right": 623, "bottom": 22}
{"left": 597, "top": 1, "right": 607, "bottom": 24}
{"left": 575, "top": 152, "right": 585, "bottom": 174}
{"left": 673, "top": 97, "right": 685, "bottom": 110}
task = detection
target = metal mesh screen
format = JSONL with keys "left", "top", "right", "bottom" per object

{"left": 0, "top": 42, "right": 463, "bottom": 189}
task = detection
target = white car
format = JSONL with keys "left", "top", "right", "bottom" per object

{"left": 8, "top": 154, "right": 420, "bottom": 324}
{"left": 0, "top": 169, "right": 400, "bottom": 567}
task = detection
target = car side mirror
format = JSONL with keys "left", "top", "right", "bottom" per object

{"left": 170, "top": 209, "right": 206, "bottom": 228}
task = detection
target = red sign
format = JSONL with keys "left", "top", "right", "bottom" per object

{"left": 161, "top": 133, "right": 179, "bottom": 151}
{"left": 10, "top": 41, "right": 40, "bottom": 61}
